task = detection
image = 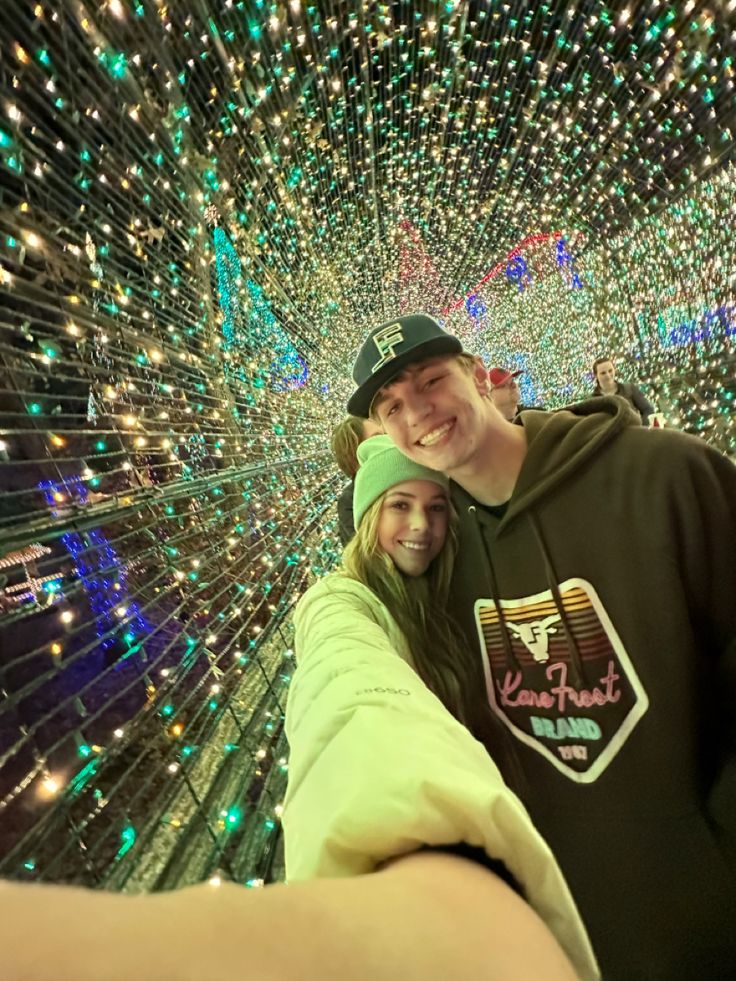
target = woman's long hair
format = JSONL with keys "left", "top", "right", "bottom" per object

{"left": 340, "top": 491, "right": 484, "bottom": 728}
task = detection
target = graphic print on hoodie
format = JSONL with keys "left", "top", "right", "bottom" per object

{"left": 474, "top": 577, "right": 649, "bottom": 783}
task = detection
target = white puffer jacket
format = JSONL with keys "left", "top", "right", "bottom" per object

{"left": 283, "top": 574, "right": 599, "bottom": 981}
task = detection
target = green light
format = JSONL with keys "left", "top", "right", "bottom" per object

{"left": 24, "top": 859, "right": 36, "bottom": 872}
{"left": 78, "top": 744, "right": 92, "bottom": 758}
{"left": 28, "top": 402, "right": 42, "bottom": 415}
{"left": 99, "top": 50, "right": 127, "bottom": 79}
{"left": 95, "top": 440, "right": 106, "bottom": 451}
{"left": 161, "top": 704, "right": 175, "bottom": 718}
{"left": 117, "top": 825, "right": 136, "bottom": 859}
{"left": 225, "top": 805, "right": 242, "bottom": 828}
{"left": 0, "top": 129, "right": 12, "bottom": 148}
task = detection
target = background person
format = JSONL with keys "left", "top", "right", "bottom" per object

{"left": 330, "top": 415, "right": 381, "bottom": 545}
{"left": 489, "top": 366, "right": 545, "bottom": 420}
{"left": 591, "top": 355, "right": 655, "bottom": 425}
{"left": 488, "top": 366, "right": 524, "bottom": 421}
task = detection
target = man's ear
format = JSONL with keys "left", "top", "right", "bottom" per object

{"left": 472, "top": 357, "right": 490, "bottom": 396}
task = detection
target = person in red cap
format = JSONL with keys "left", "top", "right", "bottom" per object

{"left": 488, "top": 366, "right": 524, "bottom": 421}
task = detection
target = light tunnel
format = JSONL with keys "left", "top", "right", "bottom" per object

{"left": 0, "top": 0, "right": 734, "bottom": 899}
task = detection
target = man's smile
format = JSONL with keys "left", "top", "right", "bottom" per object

{"left": 416, "top": 419, "right": 455, "bottom": 447}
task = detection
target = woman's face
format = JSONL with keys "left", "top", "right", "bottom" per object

{"left": 377, "top": 479, "right": 449, "bottom": 577}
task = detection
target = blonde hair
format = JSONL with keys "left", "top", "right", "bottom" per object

{"left": 340, "top": 491, "right": 482, "bottom": 726}
{"left": 331, "top": 416, "right": 366, "bottom": 479}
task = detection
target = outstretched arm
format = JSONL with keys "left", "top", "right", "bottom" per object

{"left": 0, "top": 851, "right": 578, "bottom": 981}
{"left": 284, "top": 577, "right": 598, "bottom": 979}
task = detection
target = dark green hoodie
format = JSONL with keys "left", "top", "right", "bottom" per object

{"left": 449, "top": 397, "right": 736, "bottom": 980}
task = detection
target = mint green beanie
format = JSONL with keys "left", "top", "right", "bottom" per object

{"left": 353, "top": 435, "right": 449, "bottom": 528}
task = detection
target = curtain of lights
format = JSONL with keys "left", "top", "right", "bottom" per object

{"left": 0, "top": 0, "right": 734, "bottom": 890}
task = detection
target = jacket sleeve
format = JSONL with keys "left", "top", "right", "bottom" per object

{"left": 629, "top": 384, "right": 655, "bottom": 423}
{"left": 282, "top": 576, "right": 599, "bottom": 980}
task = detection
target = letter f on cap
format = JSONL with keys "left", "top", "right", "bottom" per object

{"left": 371, "top": 322, "right": 404, "bottom": 373}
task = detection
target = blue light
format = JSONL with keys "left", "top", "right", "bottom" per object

{"left": 505, "top": 255, "right": 532, "bottom": 293}
{"left": 39, "top": 477, "right": 148, "bottom": 655}
{"left": 466, "top": 294, "right": 487, "bottom": 319}
{"left": 555, "top": 238, "right": 584, "bottom": 291}
{"left": 659, "top": 304, "right": 735, "bottom": 349}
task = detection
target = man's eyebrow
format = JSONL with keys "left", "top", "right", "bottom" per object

{"left": 374, "top": 359, "right": 446, "bottom": 411}
{"left": 373, "top": 374, "right": 408, "bottom": 410}
{"left": 414, "top": 358, "right": 444, "bottom": 372}
{"left": 372, "top": 389, "right": 394, "bottom": 413}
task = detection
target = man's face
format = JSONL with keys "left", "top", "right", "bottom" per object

{"left": 595, "top": 360, "right": 616, "bottom": 392}
{"left": 490, "top": 377, "right": 520, "bottom": 422}
{"left": 372, "top": 355, "right": 490, "bottom": 474}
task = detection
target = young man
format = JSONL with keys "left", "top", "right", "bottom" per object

{"left": 592, "top": 354, "right": 655, "bottom": 425}
{"left": 347, "top": 313, "right": 736, "bottom": 981}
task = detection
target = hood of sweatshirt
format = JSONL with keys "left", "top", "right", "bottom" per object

{"left": 451, "top": 396, "right": 637, "bottom": 530}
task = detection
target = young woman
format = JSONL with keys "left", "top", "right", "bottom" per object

{"left": 283, "top": 435, "right": 598, "bottom": 979}
{"left": 0, "top": 438, "right": 597, "bottom": 980}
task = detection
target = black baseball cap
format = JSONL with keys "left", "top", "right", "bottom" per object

{"left": 347, "top": 313, "right": 463, "bottom": 418}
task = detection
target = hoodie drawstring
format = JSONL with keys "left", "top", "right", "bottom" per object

{"left": 527, "top": 511, "right": 587, "bottom": 687}
{"left": 468, "top": 505, "right": 522, "bottom": 675}
{"left": 468, "top": 504, "right": 587, "bottom": 688}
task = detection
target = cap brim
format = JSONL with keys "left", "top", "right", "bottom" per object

{"left": 347, "top": 335, "right": 463, "bottom": 418}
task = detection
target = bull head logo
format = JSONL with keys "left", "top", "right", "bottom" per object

{"left": 506, "top": 613, "right": 562, "bottom": 664}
